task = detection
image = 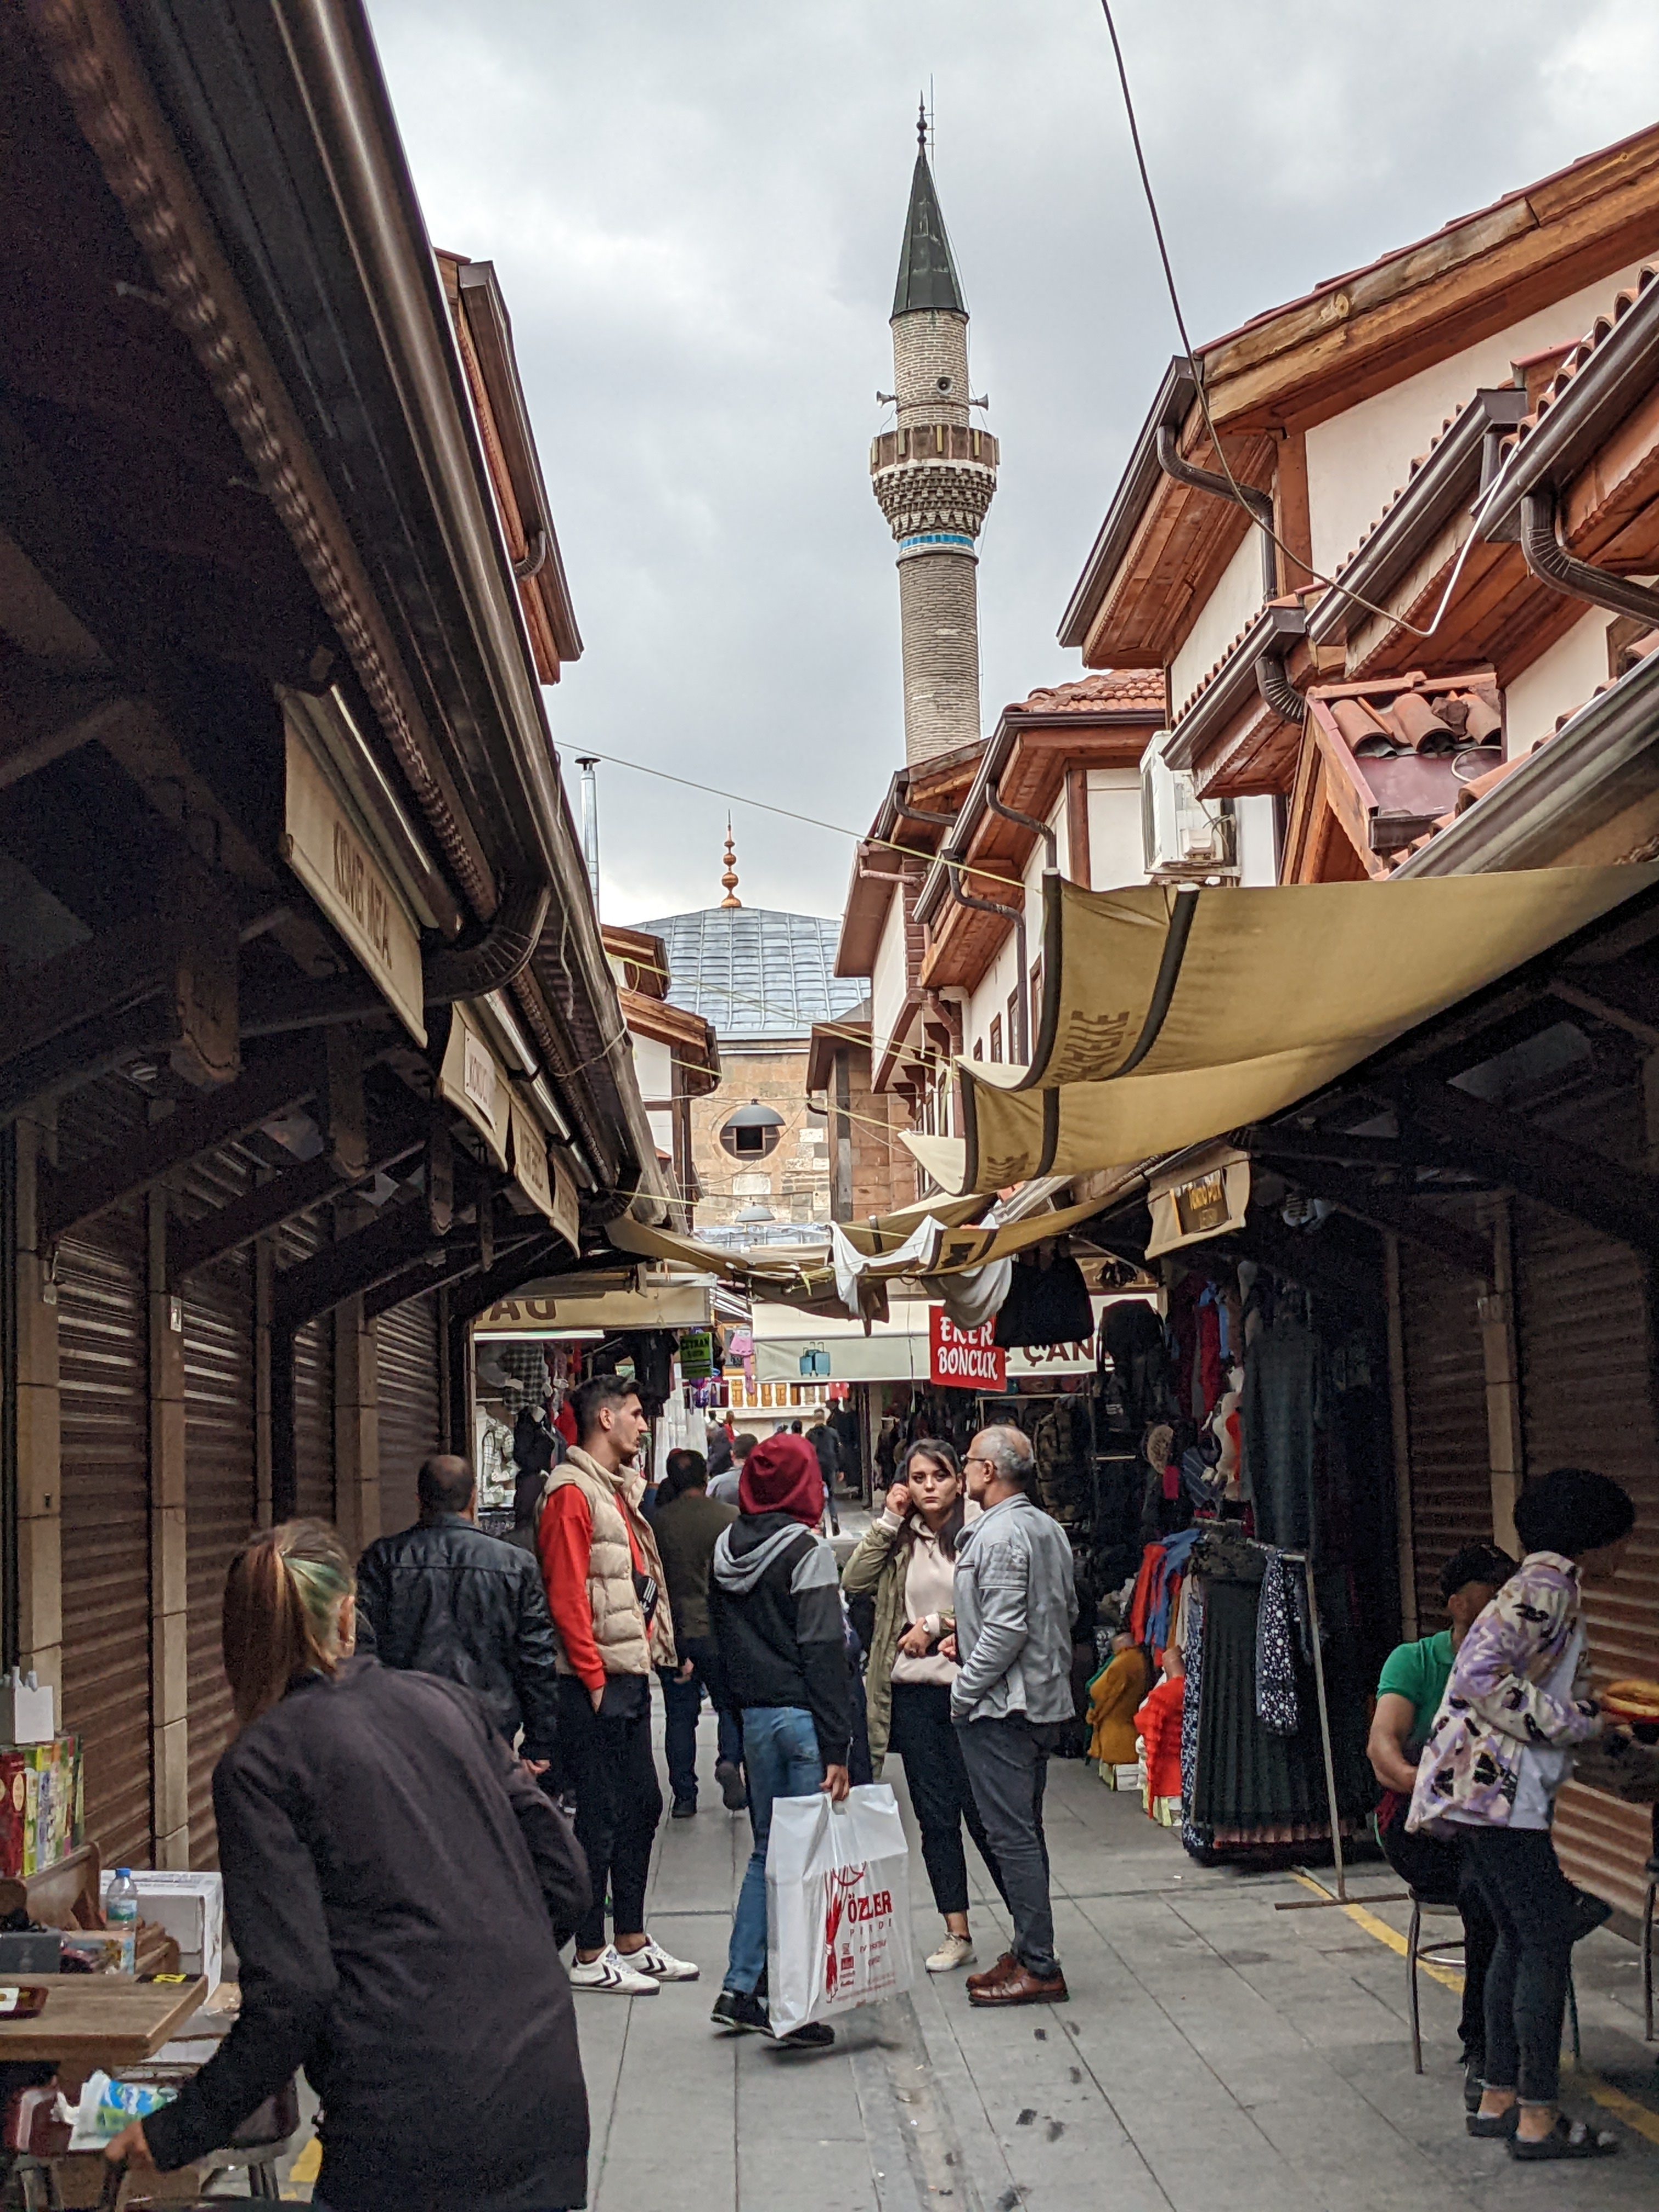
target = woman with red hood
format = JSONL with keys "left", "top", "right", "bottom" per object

{"left": 707, "top": 1431, "right": 851, "bottom": 2045}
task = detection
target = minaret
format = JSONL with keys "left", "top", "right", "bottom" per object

{"left": 871, "top": 104, "right": 999, "bottom": 765}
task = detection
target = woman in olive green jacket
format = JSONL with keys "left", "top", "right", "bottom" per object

{"left": 842, "top": 1438, "right": 1004, "bottom": 1974}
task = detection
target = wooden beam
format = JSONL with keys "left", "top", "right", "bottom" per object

{"left": 272, "top": 1201, "right": 454, "bottom": 1335}
{"left": 0, "top": 862, "right": 238, "bottom": 1119}
{"left": 360, "top": 1223, "right": 549, "bottom": 1324}
{"left": 1393, "top": 1077, "right": 1659, "bottom": 1253}
{"left": 1064, "top": 764, "right": 1091, "bottom": 888}
{"left": 37, "top": 1035, "right": 322, "bottom": 1245}
{"left": 1269, "top": 1156, "right": 1494, "bottom": 1280}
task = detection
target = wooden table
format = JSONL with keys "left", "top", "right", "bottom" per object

{"left": 0, "top": 1976, "right": 208, "bottom": 2067}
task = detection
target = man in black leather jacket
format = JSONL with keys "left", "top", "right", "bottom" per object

{"left": 355, "top": 1455, "right": 561, "bottom": 1764}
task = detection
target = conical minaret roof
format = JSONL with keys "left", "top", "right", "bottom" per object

{"left": 891, "top": 107, "right": 966, "bottom": 319}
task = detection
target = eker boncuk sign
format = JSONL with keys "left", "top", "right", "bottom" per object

{"left": 929, "top": 1308, "right": 1006, "bottom": 1391}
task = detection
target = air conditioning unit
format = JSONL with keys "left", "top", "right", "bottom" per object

{"left": 1139, "top": 738, "right": 1238, "bottom": 878}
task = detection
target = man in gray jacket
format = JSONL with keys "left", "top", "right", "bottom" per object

{"left": 951, "top": 1424, "right": 1077, "bottom": 2006}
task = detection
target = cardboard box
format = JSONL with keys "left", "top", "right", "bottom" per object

{"left": 0, "top": 1737, "right": 83, "bottom": 1878}
{"left": 99, "top": 1871, "right": 223, "bottom": 1991}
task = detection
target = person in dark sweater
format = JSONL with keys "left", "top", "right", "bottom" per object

{"left": 105, "top": 1520, "right": 591, "bottom": 2212}
{"left": 354, "top": 1454, "right": 560, "bottom": 1769}
{"left": 707, "top": 1432, "right": 850, "bottom": 2045}
{"left": 651, "top": 1455, "right": 745, "bottom": 1815}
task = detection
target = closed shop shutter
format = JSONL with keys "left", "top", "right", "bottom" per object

{"left": 1513, "top": 1080, "right": 1659, "bottom": 1924}
{"left": 376, "top": 1294, "right": 442, "bottom": 1539}
{"left": 55, "top": 1082, "right": 152, "bottom": 1869}
{"left": 279, "top": 1210, "right": 335, "bottom": 1524}
{"left": 1397, "top": 1234, "right": 1491, "bottom": 1638}
{"left": 176, "top": 1140, "right": 260, "bottom": 1868}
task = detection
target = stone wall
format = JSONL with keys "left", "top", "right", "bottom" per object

{"left": 897, "top": 550, "right": 982, "bottom": 764}
{"left": 689, "top": 1047, "right": 829, "bottom": 1228}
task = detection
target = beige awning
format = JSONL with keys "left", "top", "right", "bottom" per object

{"left": 436, "top": 1003, "right": 510, "bottom": 1167}
{"left": 907, "top": 865, "right": 1659, "bottom": 1193}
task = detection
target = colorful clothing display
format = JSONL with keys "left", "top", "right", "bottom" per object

{"left": 1135, "top": 1672, "right": 1186, "bottom": 1807}
{"left": 1087, "top": 1646, "right": 1150, "bottom": 1767}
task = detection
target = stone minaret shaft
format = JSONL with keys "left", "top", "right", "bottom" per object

{"left": 871, "top": 116, "right": 998, "bottom": 765}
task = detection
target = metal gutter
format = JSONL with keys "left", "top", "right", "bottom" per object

{"left": 1518, "top": 486, "right": 1659, "bottom": 625}
{"left": 1305, "top": 388, "right": 1528, "bottom": 646}
{"left": 1155, "top": 420, "right": 1275, "bottom": 599}
{"left": 1481, "top": 265, "right": 1659, "bottom": 538}
{"left": 1392, "top": 640, "right": 1659, "bottom": 875}
{"left": 1058, "top": 358, "right": 1195, "bottom": 650}
{"left": 1161, "top": 602, "right": 1307, "bottom": 772}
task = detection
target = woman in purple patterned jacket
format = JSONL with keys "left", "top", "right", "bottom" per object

{"left": 1407, "top": 1466, "right": 1634, "bottom": 2162}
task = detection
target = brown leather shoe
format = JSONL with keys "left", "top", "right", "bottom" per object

{"left": 965, "top": 1950, "right": 1017, "bottom": 1992}
{"left": 968, "top": 1964, "right": 1069, "bottom": 2007}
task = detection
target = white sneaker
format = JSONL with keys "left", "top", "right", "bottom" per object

{"left": 568, "top": 1945, "right": 660, "bottom": 1995}
{"left": 926, "top": 1933, "right": 976, "bottom": 1974}
{"left": 627, "top": 1938, "right": 701, "bottom": 1983}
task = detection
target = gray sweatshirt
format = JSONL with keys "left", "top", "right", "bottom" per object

{"left": 950, "top": 1493, "right": 1078, "bottom": 1726}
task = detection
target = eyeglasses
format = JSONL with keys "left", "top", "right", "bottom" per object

{"left": 963, "top": 1454, "right": 992, "bottom": 1469}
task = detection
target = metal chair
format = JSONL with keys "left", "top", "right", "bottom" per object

{"left": 1406, "top": 1891, "right": 1465, "bottom": 2074}
{"left": 1407, "top": 1888, "right": 1581, "bottom": 2075}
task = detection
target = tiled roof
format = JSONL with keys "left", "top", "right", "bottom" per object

{"left": 636, "top": 906, "right": 868, "bottom": 1041}
{"left": 1007, "top": 669, "right": 1165, "bottom": 716}
{"left": 1504, "top": 264, "right": 1659, "bottom": 458}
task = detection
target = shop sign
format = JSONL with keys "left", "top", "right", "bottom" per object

{"left": 509, "top": 1097, "right": 553, "bottom": 1221}
{"left": 280, "top": 721, "right": 425, "bottom": 1045}
{"left": 929, "top": 1308, "right": 1006, "bottom": 1391}
{"left": 549, "top": 1146, "right": 580, "bottom": 1252}
{"left": 436, "top": 1004, "right": 510, "bottom": 1166}
{"left": 1147, "top": 1149, "right": 1250, "bottom": 1259}
{"left": 680, "top": 1330, "right": 717, "bottom": 1379}
{"left": 798, "top": 1346, "right": 830, "bottom": 1378}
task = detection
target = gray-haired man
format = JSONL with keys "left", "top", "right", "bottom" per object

{"left": 951, "top": 1424, "right": 1077, "bottom": 2006}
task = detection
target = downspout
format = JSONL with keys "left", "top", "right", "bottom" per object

{"left": 1520, "top": 488, "right": 1659, "bottom": 627}
{"left": 945, "top": 864, "right": 1029, "bottom": 1063}
{"left": 1156, "top": 421, "right": 1277, "bottom": 600}
{"left": 1255, "top": 651, "right": 1307, "bottom": 724}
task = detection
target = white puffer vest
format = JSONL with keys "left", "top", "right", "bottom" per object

{"left": 543, "top": 1448, "right": 676, "bottom": 1675}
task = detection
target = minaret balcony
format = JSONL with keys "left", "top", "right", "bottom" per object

{"left": 870, "top": 424, "right": 998, "bottom": 472}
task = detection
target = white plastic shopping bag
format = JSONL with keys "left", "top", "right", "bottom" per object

{"left": 765, "top": 1782, "right": 913, "bottom": 2036}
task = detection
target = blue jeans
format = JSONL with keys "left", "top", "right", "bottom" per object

{"left": 723, "top": 1705, "right": 823, "bottom": 1995}
{"left": 659, "top": 1637, "right": 744, "bottom": 1803}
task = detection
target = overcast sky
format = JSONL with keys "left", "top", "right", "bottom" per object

{"left": 366, "top": 1, "right": 1659, "bottom": 930}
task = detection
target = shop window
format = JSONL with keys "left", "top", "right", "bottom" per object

{"left": 1007, "top": 989, "right": 1019, "bottom": 1058}
{"left": 973, "top": 1036, "right": 983, "bottom": 1062}
{"left": 989, "top": 1016, "right": 1003, "bottom": 1064}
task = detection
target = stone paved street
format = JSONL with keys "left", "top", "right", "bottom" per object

{"left": 566, "top": 1690, "right": 1659, "bottom": 2212}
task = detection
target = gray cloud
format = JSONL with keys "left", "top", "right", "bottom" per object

{"left": 365, "top": 0, "right": 1659, "bottom": 928}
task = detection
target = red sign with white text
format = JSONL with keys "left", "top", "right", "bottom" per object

{"left": 928, "top": 1307, "right": 1006, "bottom": 1391}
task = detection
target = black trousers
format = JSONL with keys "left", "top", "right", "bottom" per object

{"left": 889, "top": 1680, "right": 1006, "bottom": 1920}
{"left": 1377, "top": 1814, "right": 1498, "bottom": 2068}
{"left": 1460, "top": 1825, "right": 1578, "bottom": 2105}
{"left": 557, "top": 1675, "right": 663, "bottom": 1953}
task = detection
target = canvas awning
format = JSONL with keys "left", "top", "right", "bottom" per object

{"left": 907, "top": 865, "right": 1659, "bottom": 1194}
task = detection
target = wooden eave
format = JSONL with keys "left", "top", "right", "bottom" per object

{"left": 806, "top": 1018, "right": 871, "bottom": 1095}
{"left": 918, "top": 719, "right": 1156, "bottom": 990}
{"left": 602, "top": 923, "right": 669, "bottom": 1000}
{"left": 1079, "top": 417, "right": 1278, "bottom": 668}
{"left": 1202, "top": 122, "right": 1659, "bottom": 433}
{"left": 620, "top": 988, "right": 719, "bottom": 1091}
{"left": 1188, "top": 639, "right": 1317, "bottom": 799}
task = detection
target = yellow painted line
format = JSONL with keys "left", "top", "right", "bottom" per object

{"left": 1289, "top": 1871, "right": 1464, "bottom": 1993}
{"left": 1288, "top": 1871, "right": 1659, "bottom": 2145}
{"left": 288, "top": 2134, "right": 322, "bottom": 2182}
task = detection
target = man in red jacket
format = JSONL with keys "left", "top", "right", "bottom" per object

{"left": 538, "top": 1374, "right": 697, "bottom": 1996}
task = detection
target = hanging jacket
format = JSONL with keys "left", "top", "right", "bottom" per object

{"left": 1087, "top": 1646, "right": 1150, "bottom": 1765}
{"left": 993, "top": 1252, "right": 1093, "bottom": 1348}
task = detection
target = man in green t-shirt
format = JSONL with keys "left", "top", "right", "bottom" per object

{"left": 1368, "top": 1542, "right": 1514, "bottom": 2102}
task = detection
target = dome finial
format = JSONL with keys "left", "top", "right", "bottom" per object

{"left": 917, "top": 93, "right": 928, "bottom": 156}
{"left": 720, "top": 817, "right": 741, "bottom": 909}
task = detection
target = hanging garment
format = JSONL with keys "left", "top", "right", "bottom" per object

{"left": 1180, "top": 1584, "right": 1207, "bottom": 1859}
{"left": 1255, "top": 1551, "right": 1300, "bottom": 1735}
{"left": 1102, "top": 1299, "right": 1165, "bottom": 1431}
{"left": 1240, "top": 1311, "right": 1322, "bottom": 1551}
{"left": 927, "top": 1256, "right": 1013, "bottom": 1332}
{"left": 1087, "top": 1647, "right": 1150, "bottom": 1767}
{"left": 993, "top": 1251, "right": 1094, "bottom": 1348}
{"left": 1194, "top": 1288, "right": 1223, "bottom": 1417}
{"left": 1135, "top": 1672, "right": 1186, "bottom": 1805}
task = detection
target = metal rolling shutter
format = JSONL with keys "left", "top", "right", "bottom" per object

{"left": 1513, "top": 1081, "right": 1659, "bottom": 1924}
{"left": 375, "top": 1294, "right": 442, "bottom": 1539}
{"left": 176, "top": 1137, "right": 260, "bottom": 1867}
{"left": 55, "top": 1082, "right": 153, "bottom": 1869}
{"left": 1397, "top": 1238, "right": 1491, "bottom": 1637}
{"left": 279, "top": 1210, "right": 335, "bottom": 1525}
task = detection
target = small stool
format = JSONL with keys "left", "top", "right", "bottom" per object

{"left": 1406, "top": 1891, "right": 1465, "bottom": 2075}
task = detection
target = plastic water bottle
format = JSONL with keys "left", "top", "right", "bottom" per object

{"left": 105, "top": 1869, "right": 138, "bottom": 1975}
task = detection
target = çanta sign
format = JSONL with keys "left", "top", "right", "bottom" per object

{"left": 928, "top": 1307, "right": 1006, "bottom": 1391}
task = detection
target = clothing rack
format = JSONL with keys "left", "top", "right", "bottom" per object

{"left": 1234, "top": 1543, "right": 1402, "bottom": 1911}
